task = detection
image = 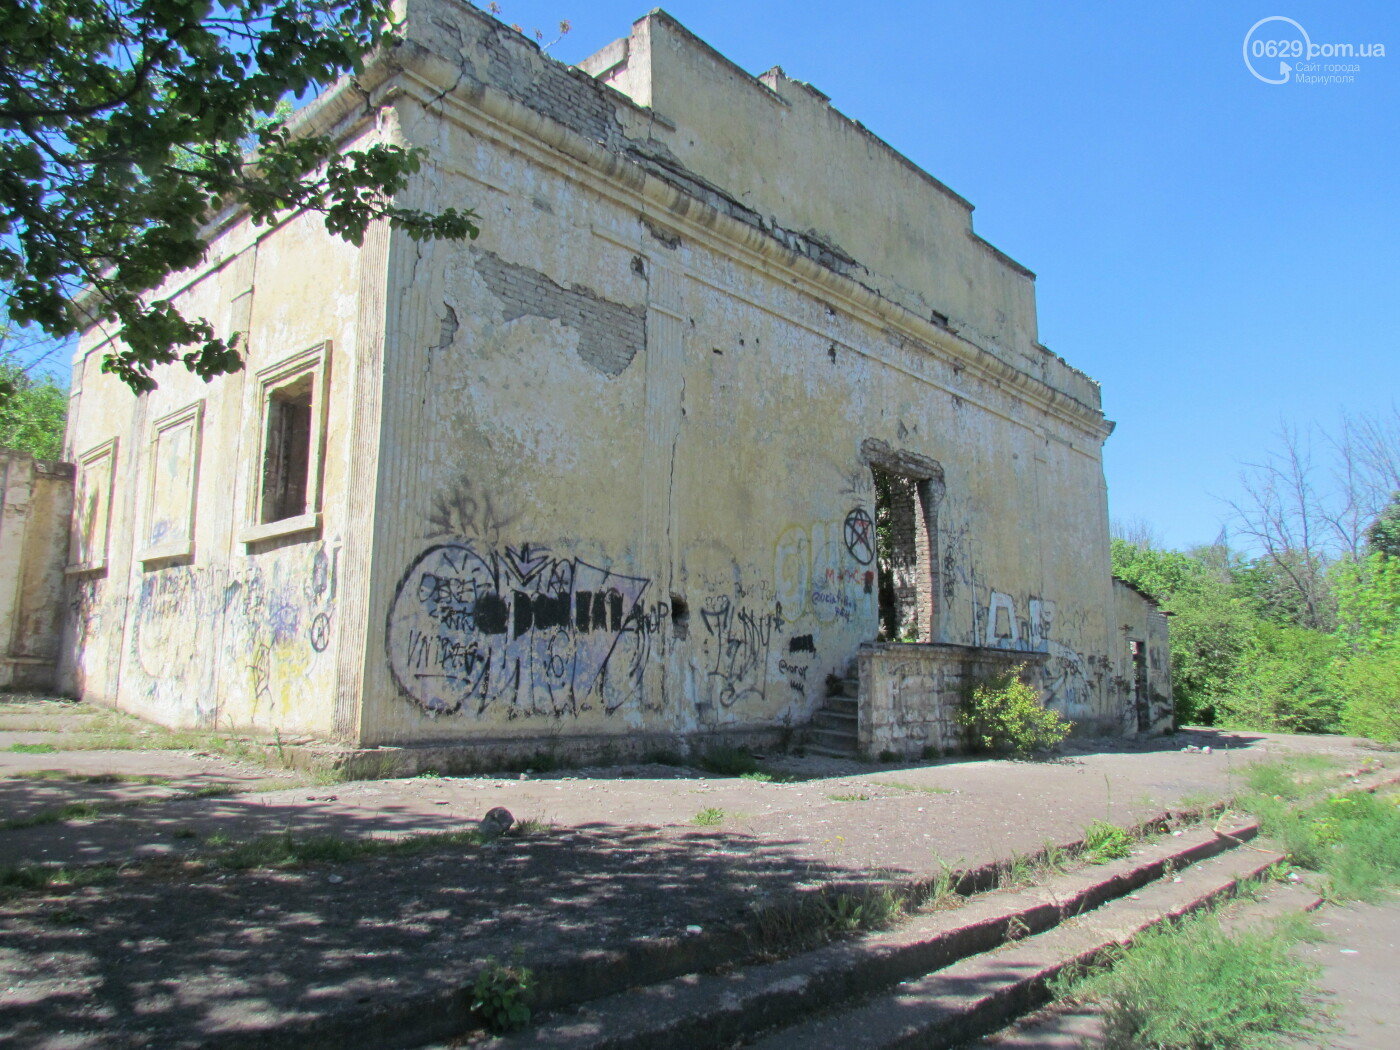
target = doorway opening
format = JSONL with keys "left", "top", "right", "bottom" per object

{"left": 872, "top": 464, "right": 937, "bottom": 642}
{"left": 1131, "top": 639, "right": 1150, "bottom": 732}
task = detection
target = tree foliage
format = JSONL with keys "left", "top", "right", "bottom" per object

{"left": 0, "top": 357, "right": 65, "bottom": 458}
{"left": 1366, "top": 492, "right": 1400, "bottom": 559}
{"left": 1, "top": 0, "right": 479, "bottom": 395}
{"left": 1115, "top": 464, "right": 1400, "bottom": 740}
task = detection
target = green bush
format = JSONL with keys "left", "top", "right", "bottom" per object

{"left": 957, "top": 663, "right": 1071, "bottom": 756}
{"left": 1335, "top": 648, "right": 1400, "bottom": 744}
{"left": 1215, "top": 625, "right": 1345, "bottom": 734}
{"left": 1082, "top": 820, "right": 1133, "bottom": 863}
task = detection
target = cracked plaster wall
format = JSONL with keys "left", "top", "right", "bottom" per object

{"left": 356, "top": 0, "right": 1126, "bottom": 746}
{"left": 59, "top": 0, "right": 1146, "bottom": 753}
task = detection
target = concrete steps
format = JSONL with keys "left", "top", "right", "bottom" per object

{"left": 466, "top": 815, "right": 1281, "bottom": 1049}
{"left": 746, "top": 847, "right": 1281, "bottom": 1049}
{"left": 803, "top": 667, "right": 861, "bottom": 759}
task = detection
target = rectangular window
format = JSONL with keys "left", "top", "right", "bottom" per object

{"left": 261, "top": 379, "right": 313, "bottom": 523}
{"left": 238, "top": 342, "right": 330, "bottom": 545}
{"left": 67, "top": 438, "right": 117, "bottom": 574}
{"left": 141, "top": 401, "right": 203, "bottom": 563}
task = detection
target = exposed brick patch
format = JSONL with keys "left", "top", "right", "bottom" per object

{"left": 476, "top": 250, "right": 645, "bottom": 378}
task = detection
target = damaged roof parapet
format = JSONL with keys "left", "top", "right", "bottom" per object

{"left": 109, "top": 0, "right": 1108, "bottom": 438}
{"left": 556, "top": 6, "right": 1099, "bottom": 411}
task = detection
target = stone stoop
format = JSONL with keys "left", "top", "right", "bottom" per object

{"left": 452, "top": 814, "right": 1286, "bottom": 1050}
{"left": 803, "top": 661, "right": 861, "bottom": 759}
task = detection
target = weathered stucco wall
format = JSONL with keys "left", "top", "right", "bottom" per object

{"left": 353, "top": 0, "right": 1124, "bottom": 750}
{"left": 60, "top": 0, "right": 1156, "bottom": 756}
{"left": 857, "top": 644, "right": 1050, "bottom": 760}
{"left": 579, "top": 11, "right": 1097, "bottom": 408}
{"left": 57, "top": 111, "right": 391, "bottom": 739}
{"left": 1112, "top": 579, "right": 1174, "bottom": 734}
{"left": 0, "top": 451, "right": 74, "bottom": 689}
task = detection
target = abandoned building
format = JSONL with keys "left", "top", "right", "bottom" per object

{"left": 49, "top": 0, "right": 1172, "bottom": 766}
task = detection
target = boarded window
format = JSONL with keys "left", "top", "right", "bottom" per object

{"left": 142, "top": 402, "right": 203, "bottom": 561}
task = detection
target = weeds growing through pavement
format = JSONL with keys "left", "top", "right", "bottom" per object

{"left": 471, "top": 956, "right": 534, "bottom": 1034}
{"left": 816, "top": 887, "right": 904, "bottom": 934}
{"left": 208, "top": 829, "right": 486, "bottom": 870}
{"left": 2, "top": 801, "right": 104, "bottom": 829}
{"left": 1052, "top": 909, "right": 1330, "bottom": 1049}
{"left": 0, "top": 864, "right": 117, "bottom": 900}
{"left": 1082, "top": 820, "right": 1133, "bottom": 863}
{"left": 925, "top": 860, "right": 964, "bottom": 910}
{"left": 874, "top": 780, "right": 952, "bottom": 796}
{"left": 1243, "top": 784, "right": 1400, "bottom": 902}
{"left": 739, "top": 770, "right": 797, "bottom": 783}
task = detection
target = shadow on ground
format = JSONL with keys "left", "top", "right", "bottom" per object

{"left": 0, "top": 811, "right": 863, "bottom": 1050}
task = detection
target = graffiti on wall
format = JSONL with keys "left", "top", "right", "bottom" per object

{"left": 774, "top": 512, "right": 875, "bottom": 626}
{"left": 129, "top": 542, "right": 339, "bottom": 724}
{"left": 843, "top": 507, "right": 875, "bottom": 565}
{"left": 984, "top": 590, "right": 1019, "bottom": 647}
{"left": 974, "top": 589, "right": 1108, "bottom": 714}
{"left": 694, "top": 594, "right": 786, "bottom": 711}
{"left": 426, "top": 476, "right": 518, "bottom": 546}
{"left": 386, "top": 540, "right": 653, "bottom": 718}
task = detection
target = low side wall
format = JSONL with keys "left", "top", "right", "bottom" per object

{"left": 0, "top": 450, "right": 74, "bottom": 690}
{"left": 1112, "top": 579, "right": 1174, "bottom": 733}
{"left": 857, "top": 642, "right": 1048, "bottom": 759}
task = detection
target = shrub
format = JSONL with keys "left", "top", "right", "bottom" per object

{"left": 698, "top": 745, "right": 760, "bottom": 776}
{"left": 1215, "top": 625, "right": 1345, "bottom": 734}
{"left": 1335, "top": 648, "right": 1400, "bottom": 744}
{"left": 957, "top": 663, "right": 1071, "bottom": 756}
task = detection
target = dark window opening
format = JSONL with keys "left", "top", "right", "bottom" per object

{"left": 670, "top": 594, "right": 689, "bottom": 640}
{"left": 872, "top": 465, "right": 936, "bottom": 642}
{"left": 261, "top": 377, "right": 313, "bottom": 523}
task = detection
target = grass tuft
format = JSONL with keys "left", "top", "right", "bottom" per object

{"left": 1246, "top": 787, "right": 1400, "bottom": 901}
{"left": 7, "top": 742, "right": 59, "bottom": 754}
{"left": 1082, "top": 820, "right": 1133, "bottom": 863}
{"left": 1054, "top": 910, "right": 1329, "bottom": 1049}
{"left": 2, "top": 801, "right": 104, "bottom": 830}
{"left": 692, "top": 807, "right": 725, "bottom": 827}
{"left": 208, "top": 829, "right": 486, "bottom": 870}
{"left": 0, "top": 864, "right": 117, "bottom": 899}
{"left": 875, "top": 779, "right": 952, "bottom": 796}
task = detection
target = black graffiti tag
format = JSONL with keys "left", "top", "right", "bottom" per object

{"left": 843, "top": 507, "right": 875, "bottom": 565}
{"left": 386, "top": 541, "right": 652, "bottom": 719}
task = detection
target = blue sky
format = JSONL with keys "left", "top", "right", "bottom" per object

{"left": 30, "top": 2, "right": 1395, "bottom": 551}
{"left": 497, "top": 0, "right": 1398, "bottom": 550}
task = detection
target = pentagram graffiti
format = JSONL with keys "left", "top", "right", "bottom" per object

{"left": 843, "top": 507, "right": 875, "bottom": 565}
